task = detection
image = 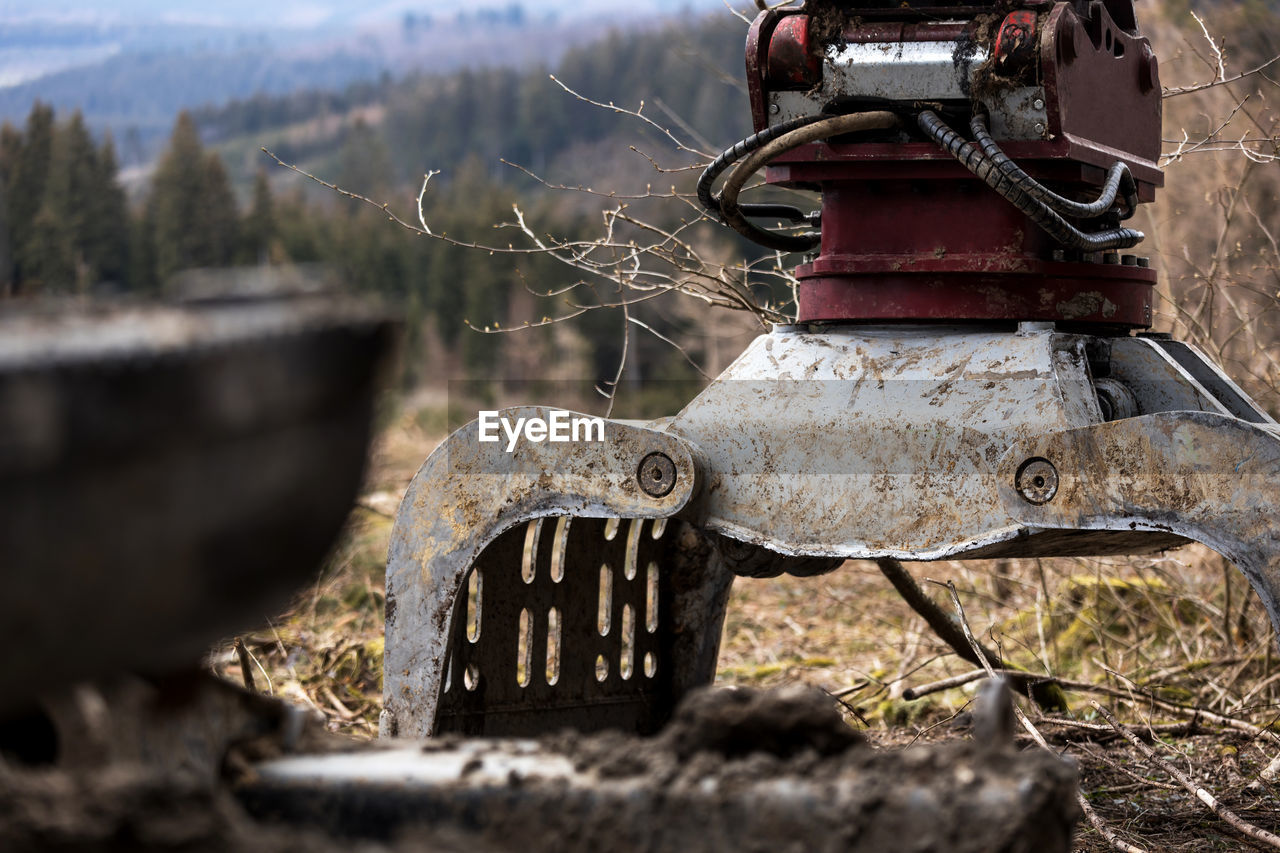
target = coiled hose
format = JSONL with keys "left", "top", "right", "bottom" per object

{"left": 968, "top": 113, "right": 1137, "bottom": 222}
{"left": 708, "top": 111, "right": 900, "bottom": 252}
{"left": 697, "top": 114, "right": 827, "bottom": 224}
{"left": 918, "top": 109, "right": 1144, "bottom": 251}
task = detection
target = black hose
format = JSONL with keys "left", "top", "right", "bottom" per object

{"left": 918, "top": 110, "right": 1144, "bottom": 252}
{"left": 706, "top": 111, "right": 899, "bottom": 252}
{"left": 969, "top": 114, "right": 1138, "bottom": 222}
{"left": 696, "top": 115, "right": 826, "bottom": 223}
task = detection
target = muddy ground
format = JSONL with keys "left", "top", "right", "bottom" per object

{"left": 3, "top": 685, "right": 1079, "bottom": 853}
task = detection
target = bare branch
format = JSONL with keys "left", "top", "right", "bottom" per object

{"left": 548, "top": 74, "right": 714, "bottom": 160}
{"left": 1095, "top": 702, "right": 1280, "bottom": 850}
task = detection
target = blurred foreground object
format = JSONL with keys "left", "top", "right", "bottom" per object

{"left": 0, "top": 293, "right": 398, "bottom": 716}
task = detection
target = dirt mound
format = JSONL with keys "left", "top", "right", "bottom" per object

{"left": 0, "top": 684, "right": 1079, "bottom": 853}
{"left": 241, "top": 686, "right": 1079, "bottom": 853}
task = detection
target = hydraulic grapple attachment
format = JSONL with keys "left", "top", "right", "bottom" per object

{"left": 384, "top": 0, "right": 1280, "bottom": 738}
{"left": 382, "top": 414, "right": 734, "bottom": 738}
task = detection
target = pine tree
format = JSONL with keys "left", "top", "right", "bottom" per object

{"left": 0, "top": 125, "right": 17, "bottom": 295}
{"left": 149, "top": 112, "right": 207, "bottom": 282}
{"left": 198, "top": 152, "right": 238, "bottom": 267}
{"left": 337, "top": 118, "right": 393, "bottom": 199}
{"left": 148, "top": 112, "right": 239, "bottom": 285}
{"left": 89, "top": 136, "right": 130, "bottom": 289}
{"left": 21, "top": 112, "right": 90, "bottom": 293}
{"left": 239, "top": 170, "right": 276, "bottom": 265}
{"left": 9, "top": 103, "right": 54, "bottom": 291}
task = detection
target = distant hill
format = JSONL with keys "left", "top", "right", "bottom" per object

{"left": 185, "top": 11, "right": 751, "bottom": 203}
{"left": 0, "top": 2, "right": 726, "bottom": 165}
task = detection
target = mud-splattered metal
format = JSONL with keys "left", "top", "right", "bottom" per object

{"left": 384, "top": 324, "right": 1280, "bottom": 738}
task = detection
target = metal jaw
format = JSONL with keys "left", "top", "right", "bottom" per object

{"left": 381, "top": 411, "right": 733, "bottom": 738}
{"left": 385, "top": 326, "right": 1280, "bottom": 738}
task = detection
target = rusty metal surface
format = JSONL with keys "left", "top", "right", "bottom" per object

{"left": 1041, "top": 1, "right": 1163, "bottom": 180}
{"left": 382, "top": 409, "right": 731, "bottom": 739}
{"left": 998, "top": 412, "right": 1280, "bottom": 636}
{"left": 0, "top": 298, "right": 396, "bottom": 715}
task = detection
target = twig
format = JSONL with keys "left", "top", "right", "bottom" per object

{"left": 878, "top": 559, "right": 1067, "bottom": 710}
{"left": 1037, "top": 715, "right": 1200, "bottom": 743}
{"left": 234, "top": 638, "right": 256, "bottom": 692}
{"left": 1077, "top": 741, "right": 1182, "bottom": 791}
{"left": 322, "top": 685, "right": 357, "bottom": 722}
{"left": 946, "top": 581, "right": 1149, "bottom": 853}
{"left": 903, "top": 663, "right": 1280, "bottom": 744}
{"left": 1094, "top": 701, "right": 1280, "bottom": 850}
{"left": 547, "top": 75, "right": 713, "bottom": 159}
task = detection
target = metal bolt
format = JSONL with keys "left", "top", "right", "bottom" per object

{"left": 1050, "top": 249, "right": 1066, "bottom": 262}
{"left": 1121, "top": 254, "right": 1137, "bottom": 266}
{"left": 1032, "top": 98, "right": 1045, "bottom": 110}
{"left": 1033, "top": 122, "right": 1046, "bottom": 135}
{"left": 1015, "top": 458, "right": 1059, "bottom": 505}
{"left": 769, "top": 102, "right": 781, "bottom": 115}
{"left": 638, "top": 453, "right": 677, "bottom": 498}
{"left": 1103, "top": 253, "right": 1119, "bottom": 265}
{"left": 1137, "top": 257, "right": 1150, "bottom": 269}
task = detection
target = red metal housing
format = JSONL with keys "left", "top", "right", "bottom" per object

{"left": 745, "top": 1, "right": 1163, "bottom": 329}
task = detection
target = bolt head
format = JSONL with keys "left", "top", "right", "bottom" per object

{"left": 1032, "top": 98, "right": 1045, "bottom": 110}
{"left": 638, "top": 452, "right": 677, "bottom": 498}
{"left": 1016, "top": 458, "right": 1059, "bottom": 505}
{"left": 769, "top": 103, "right": 781, "bottom": 115}
{"left": 1033, "top": 121, "right": 1046, "bottom": 135}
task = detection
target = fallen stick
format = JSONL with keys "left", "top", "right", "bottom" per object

{"left": 234, "top": 638, "right": 257, "bottom": 692}
{"left": 944, "top": 581, "right": 1149, "bottom": 853}
{"left": 878, "top": 559, "right": 1068, "bottom": 710}
{"left": 1038, "top": 715, "right": 1200, "bottom": 742}
{"left": 1094, "top": 701, "right": 1280, "bottom": 851}
{"left": 905, "top": 665, "right": 1280, "bottom": 746}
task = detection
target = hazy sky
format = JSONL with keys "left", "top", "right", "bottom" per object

{"left": 0, "top": 1, "right": 725, "bottom": 29}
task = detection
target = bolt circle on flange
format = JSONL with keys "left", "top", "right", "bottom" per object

{"left": 1015, "top": 458, "right": 1059, "bottom": 505}
{"left": 637, "top": 452, "right": 677, "bottom": 498}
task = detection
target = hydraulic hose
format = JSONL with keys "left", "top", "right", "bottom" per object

{"left": 697, "top": 115, "right": 827, "bottom": 223}
{"left": 918, "top": 110, "right": 1144, "bottom": 252}
{"left": 717, "top": 111, "right": 900, "bottom": 252}
{"left": 968, "top": 113, "right": 1138, "bottom": 222}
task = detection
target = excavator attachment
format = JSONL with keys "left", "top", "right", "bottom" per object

{"left": 385, "top": 328, "right": 1280, "bottom": 737}
{"left": 382, "top": 411, "right": 733, "bottom": 738}
{"left": 383, "top": 0, "right": 1280, "bottom": 739}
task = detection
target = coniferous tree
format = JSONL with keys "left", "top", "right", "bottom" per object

{"left": 89, "top": 136, "right": 130, "bottom": 289}
{"left": 240, "top": 170, "right": 276, "bottom": 264}
{"left": 8, "top": 103, "right": 54, "bottom": 292}
{"left": 149, "top": 112, "right": 206, "bottom": 283}
{"left": 22, "top": 116, "right": 81, "bottom": 292}
{"left": 199, "top": 153, "right": 238, "bottom": 267}
{"left": 149, "top": 111, "right": 238, "bottom": 285}
{"left": 0, "top": 126, "right": 15, "bottom": 295}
